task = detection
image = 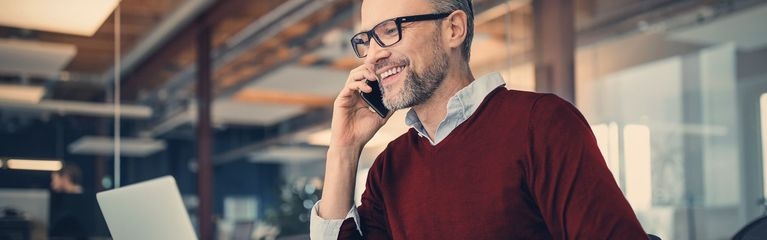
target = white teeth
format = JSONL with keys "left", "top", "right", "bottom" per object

{"left": 380, "top": 67, "right": 403, "bottom": 80}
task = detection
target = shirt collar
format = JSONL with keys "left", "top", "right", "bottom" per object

{"left": 405, "top": 72, "right": 506, "bottom": 144}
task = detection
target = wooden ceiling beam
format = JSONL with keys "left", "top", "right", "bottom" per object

{"left": 122, "top": 0, "right": 286, "bottom": 100}
{"left": 233, "top": 88, "right": 333, "bottom": 107}
{"left": 210, "top": 0, "right": 355, "bottom": 98}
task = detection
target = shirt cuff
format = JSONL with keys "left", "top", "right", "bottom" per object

{"left": 309, "top": 200, "right": 361, "bottom": 240}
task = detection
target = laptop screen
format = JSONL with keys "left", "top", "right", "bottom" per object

{"left": 96, "top": 176, "right": 197, "bottom": 240}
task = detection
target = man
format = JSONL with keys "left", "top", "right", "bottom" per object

{"left": 51, "top": 161, "right": 83, "bottom": 194}
{"left": 50, "top": 162, "right": 88, "bottom": 240}
{"left": 311, "top": 0, "right": 647, "bottom": 239}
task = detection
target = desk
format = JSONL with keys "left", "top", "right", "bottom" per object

{"left": 0, "top": 217, "right": 31, "bottom": 240}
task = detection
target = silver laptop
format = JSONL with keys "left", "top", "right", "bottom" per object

{"left": 97, "top": 176, "right": 198, "bottom": 240}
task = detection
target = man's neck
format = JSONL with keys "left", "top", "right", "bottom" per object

{"left": 412, "top": 65, "right": 473, "bottom": 139}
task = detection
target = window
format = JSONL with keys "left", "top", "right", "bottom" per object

{"left": 624, "top": 124, "right": 652, "bottom": 210}
{"left": 592, "top": 122, "right": 621, "bottom": 185}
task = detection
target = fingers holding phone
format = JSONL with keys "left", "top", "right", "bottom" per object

{"left": 335, "top": 65, "right": 375, "bottom": 108}
{"left": 330, "top": 65, "right": 390, "bottom": 149}
{"left": 341, "top": 65, "right": 390, "bottom": 118}
{"left": 359, "top": 80, "right": 390, "bottom": 118}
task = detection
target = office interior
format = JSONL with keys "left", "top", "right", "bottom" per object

{"left": 0, "top": 0, "right": 766, "bottom": 239}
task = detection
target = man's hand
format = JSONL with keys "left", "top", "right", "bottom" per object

{"left": 330, "top": 64, "right": 390, "bottom": 151}
{"left": 318, "top": 64, "right": 391, "bottom": 219}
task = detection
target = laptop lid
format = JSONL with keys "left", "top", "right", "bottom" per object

{"left": 96, "top": 176, "right": 197, "bottom": 240}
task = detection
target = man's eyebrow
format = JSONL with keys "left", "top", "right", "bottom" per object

{"left": 358, "top": 17, "right": 386, "bottom": 32}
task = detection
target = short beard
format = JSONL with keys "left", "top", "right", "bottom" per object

{"left": 381, "top": 34, "right": 448, "bottom": 110}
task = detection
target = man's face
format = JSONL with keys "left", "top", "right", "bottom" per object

{"left": 51, "top": 172, "right": 65, "bottom": 192}
{"left": 360, "top": 0, "right": 449, "bottom": 110}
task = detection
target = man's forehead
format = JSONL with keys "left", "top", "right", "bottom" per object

{"left": 360, "top": 0, "right": 433, "bottom": 29}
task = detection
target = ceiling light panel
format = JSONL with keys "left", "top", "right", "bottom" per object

{"left": 68, "top": 136, "right": 166, "bottom": 157}
{"left": 0, "top": 39, "right": 76, "bottom": 76}
{"left": 0, "top": 0, "right": 120, "bottom": 36}
{"left": 0, "top": 84, "right": 45, "bottom": 103}
{"left": 7, "top": 159, "right": 62, "bottom": 171}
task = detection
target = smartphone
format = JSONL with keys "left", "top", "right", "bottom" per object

{"left": 359, "top": 80, "right": 390, "bottom": 118}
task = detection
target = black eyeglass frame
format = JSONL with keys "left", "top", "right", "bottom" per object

{"left": 350, "top": 12, "right": 451, "bottom": 58}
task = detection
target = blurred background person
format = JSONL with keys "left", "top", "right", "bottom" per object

{"left": 50, "top": 162, "right": 83, "bottom": 194}
{"left": 49, "top": 162, "right": 88, "bottom": 240}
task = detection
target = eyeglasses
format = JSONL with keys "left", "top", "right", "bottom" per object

{"left": 350, "top": 12, "right": 451, "bottom": 58}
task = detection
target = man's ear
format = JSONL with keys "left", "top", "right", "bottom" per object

{"left": 444, "top": 10, "right": 468, "bottom": 50}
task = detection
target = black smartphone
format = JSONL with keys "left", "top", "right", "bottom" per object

{"left": 359, "top": 80, "right": 390, "bottom": 118}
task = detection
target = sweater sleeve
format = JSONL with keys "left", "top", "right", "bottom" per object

{"left": 337, "top": 154, "right": 391, "bottom": 240}
{"left": 527, "top": 94, "right": 647, "bottom": 239}
{"left": 309, "top": 201, "right": 360, "bottom": 240}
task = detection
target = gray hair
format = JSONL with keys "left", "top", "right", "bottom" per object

{"left": 429, "top": 0, "right": 474, "bottom": 61}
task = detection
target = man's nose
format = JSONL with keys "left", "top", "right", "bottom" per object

{"left": 363, "top": 42, "right": 391, "bottom": 65}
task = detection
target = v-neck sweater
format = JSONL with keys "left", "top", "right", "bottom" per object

{"left": 338, "top": 89, "right": 646, "bottom": 239}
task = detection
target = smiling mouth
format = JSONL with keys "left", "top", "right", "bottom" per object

{"left": 378, "top": 66, "right": 405, "bottom": 82}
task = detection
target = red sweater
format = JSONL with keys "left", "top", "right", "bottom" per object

{"left": 338, "top": 89, "right": 647, "bottom": 239}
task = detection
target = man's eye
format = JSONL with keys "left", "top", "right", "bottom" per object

{"left": 383, "top": 27, "right": 397, "bottom": 36}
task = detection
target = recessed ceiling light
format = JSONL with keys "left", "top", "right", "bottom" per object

{"left": 7, "top": 159, "right": 62, "bottom": 171}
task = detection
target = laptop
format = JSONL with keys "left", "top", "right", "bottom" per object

{"left": 96, "top": 176, "right": 198, "bottom": 240}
